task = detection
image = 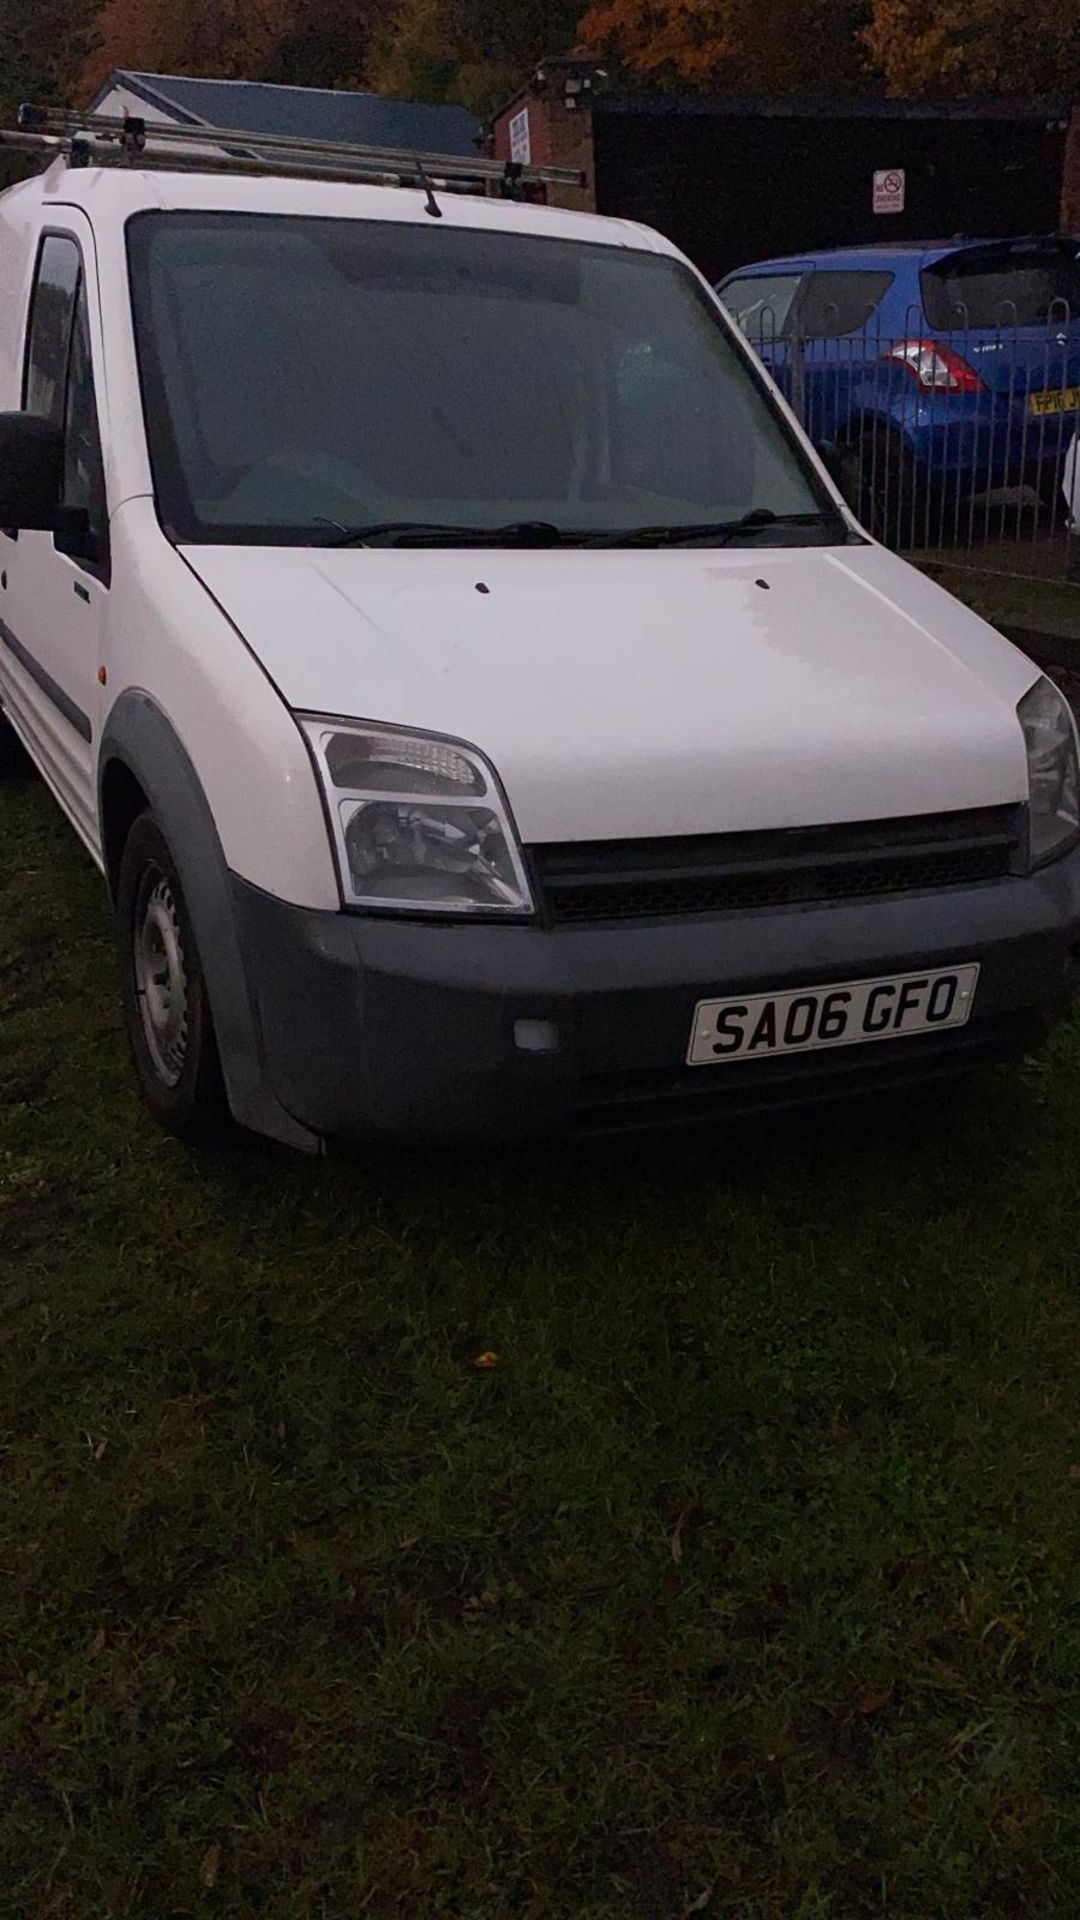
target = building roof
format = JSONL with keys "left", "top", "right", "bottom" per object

{"left": 488, "top": 63, "right": 1071, "bottom": 130}
{"left": 593, "top": 89, "right": 1071, "bottom": 124}
{"left": 93, "top": 71, "right": 483, "bottom": 158}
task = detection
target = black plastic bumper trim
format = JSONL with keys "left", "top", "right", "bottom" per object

{"left": 227, "top": 843, "right": 1080, "bottom": 1143}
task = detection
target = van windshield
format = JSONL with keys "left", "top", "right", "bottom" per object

{"left": 127, "top": 211, "right": 835, "bottom": 547}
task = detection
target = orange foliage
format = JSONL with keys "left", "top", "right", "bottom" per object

{"left": 370, "top": 0, "right": 583, "bottom": 112}
{"left": 577, "top": 0, "right": 871, "bottom": 92}
{"left": 863, "top": 0, "right": 1080, "bottom": 96}
{"left": 75, "top": 0, "right": 1080, "bottom": 120}
{"left": 83, "top": 0, "right": 300, "bottom": 98}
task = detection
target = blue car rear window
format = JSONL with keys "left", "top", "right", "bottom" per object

{"left": 798, "top": 271, "right": 895, "bottom": 338}
{"left": 721, "top": 268, "right": 894, "bottom": 343}
{"left": 922, "top": 241, "right": 1080, "bottom": 329}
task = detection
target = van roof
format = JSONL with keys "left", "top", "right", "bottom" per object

{"left": 13, "top": 157, "right": 676, "bottom": 256}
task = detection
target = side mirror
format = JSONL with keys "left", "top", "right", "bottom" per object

{"left": 0, "top": 412, "right": 63, "bottom": 530}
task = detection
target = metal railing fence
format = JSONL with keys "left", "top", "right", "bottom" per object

{"left": 744, "top": 296, "right": 1080, "bottom": 586}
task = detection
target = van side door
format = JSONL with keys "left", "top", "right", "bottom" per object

{"left": 0, "top": 212, "right": 109, "bottom": 858}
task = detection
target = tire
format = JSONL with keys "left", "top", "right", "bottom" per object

{"left": 846, "top": 429, "right": 925, "bottom": 548}
{"left": 117, "top": 811, "right": 229, "bottom": 1143}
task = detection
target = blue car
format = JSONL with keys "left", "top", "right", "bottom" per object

{"left": 717, "top": 236, "right": 1080, "bottom": 540}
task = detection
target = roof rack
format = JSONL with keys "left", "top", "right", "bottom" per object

{"left": 0, "top": 104, "right": 585, "bottom": 195}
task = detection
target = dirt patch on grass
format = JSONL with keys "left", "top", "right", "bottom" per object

{"left": 432, "top": 1685, "right": 508, "bottom": 1789}
{"left": 601, "top": 1834, "right": 686, "bottom": 1920}
{"left": 0, "top": 938, "right": 56, "bottom": 1020}
{"left": 0, "top": 1182, "right": 78, "bottom": 1259}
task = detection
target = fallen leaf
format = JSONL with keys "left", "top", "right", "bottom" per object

{"left": 93, "top": 1438, "right": 108, "bottom": 1462}
{"left": 670, "top": 1508, "right": 689, "bottom": 1565}
{"left": 859, "top": 1687, "right": 891, "bottom": 1716}
{"left": 473, "top": 1352, "right": 499, "bottom": 1369}
{"left": 200, "top": 1843, "right": 222, "bottom": 1890}
{"left": 949, "top": 1715, "right": 994, "bottom": 1753}
{"left": 1069, "top": 1465, "right": 1080, "bottom": 1480}
{"left": 683, "top": 1890, "right": 715, "bottom": 1917}
{"left": 275, "top": 1422, "right": 286, "bottom": 1441}
{"left": 89, "top": 1627, "right": 106, "bottom": 1658}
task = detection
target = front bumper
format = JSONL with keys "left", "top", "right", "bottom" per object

{"left": 232, "top": 848, "right": 1080, "bottom": 1142}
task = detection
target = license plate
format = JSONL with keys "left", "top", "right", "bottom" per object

{"left": 686, "top": 964, "right": 979, "bottom": 1067}
{"left": 1029, "top": 386, "right": 1080, "bottom": 416}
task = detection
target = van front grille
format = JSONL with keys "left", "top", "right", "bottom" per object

{"left": 530, "top": 807, "right": 1023, "bottom": 925}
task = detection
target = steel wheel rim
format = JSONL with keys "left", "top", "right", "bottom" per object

{"left": 133, "top": 867, "right": 189, "bottom": 1089}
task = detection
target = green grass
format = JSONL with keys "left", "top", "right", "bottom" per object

{"left": 4, "top": 772, "right": 1080, "bottom": 1920}
{"left": 915, "top": 554, "right": 1080, "bottom": 645}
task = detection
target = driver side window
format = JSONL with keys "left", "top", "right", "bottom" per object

{"left": 63, "top": 285, "right": 108, "bottom": 541}
{"left": 24, "top": 233, "right": 109, "bottom": 580}
{"left": 24, "top": 235, "right": 80, "bottom": 423}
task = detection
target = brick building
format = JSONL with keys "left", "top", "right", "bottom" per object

{"left": 490, "top": 61, "right": 1080, "bottom": 283}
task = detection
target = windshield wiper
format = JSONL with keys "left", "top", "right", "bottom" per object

{"left": 714, "top": 508, "right": 845, "bottom": 546}
{"left": 313, "top": 519, "right": 580, "bottom": 549}
{"left": 310, "top": 510, "right": 846, "bottom": 550}
{"left": 586, "top": 509, "right": 843, "bottom": 548}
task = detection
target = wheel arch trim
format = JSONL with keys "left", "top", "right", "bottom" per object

{"left": 99, "top": 691, "right": 321, "bottom": 1152}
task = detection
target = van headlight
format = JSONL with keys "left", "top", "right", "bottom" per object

{"left": 1019, "top": 677, "right": 1080, "bottom": 869}
{"left": 299, "top": 718, "right": 535, "bottom": 916}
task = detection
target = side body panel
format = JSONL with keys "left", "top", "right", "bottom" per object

{"left": 100, "top": 498, "right": 339, "bottom": 909}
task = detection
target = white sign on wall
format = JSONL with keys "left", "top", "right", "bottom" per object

{"left": 509, "top": 106, "right": 531, "bottom": 165}
{"left": 873, "top": 168, "right": 906, "bottom": 214}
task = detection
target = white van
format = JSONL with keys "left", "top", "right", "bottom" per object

{"left": 1, "top": 116, "right": 1079, "bottom": 1150}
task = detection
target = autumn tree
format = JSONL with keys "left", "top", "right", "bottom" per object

{"left": 369, "top": 0, "right": 584, "bottom": 113}
{"left": 863, "top": 0, "right": 1080, "bottom": 96}
{"left": 83, "top": 0, "right": 391, "bottom": 100}
{"left": 0, "top": 0, "right": 100, "bottom": 116}
{"left": 577, "top": 0, "right": 872, "bottom": 93}
{"left": 0, "top": 0, "right": 99, "bottom": 185}
{"left": 84, "top": 0, "right": 289, "bottom": 95}
{"left": 271, "top": 0, "right": 394, "bottom": 89}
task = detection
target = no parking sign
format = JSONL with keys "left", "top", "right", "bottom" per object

{"left": 873, "top": 168, "right": 906, "bottom": 213}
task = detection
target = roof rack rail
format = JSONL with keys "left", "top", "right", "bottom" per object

{"left": 1, "top": 104, "right": 585, "bottom": 194}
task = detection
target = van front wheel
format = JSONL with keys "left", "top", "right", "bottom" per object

{"left": 117, "top": 813, "right": 228, "bottom": 1143}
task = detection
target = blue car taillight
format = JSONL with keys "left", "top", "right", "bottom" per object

{"left": 885, "top": 338, "right": 985, "bottom": 394}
